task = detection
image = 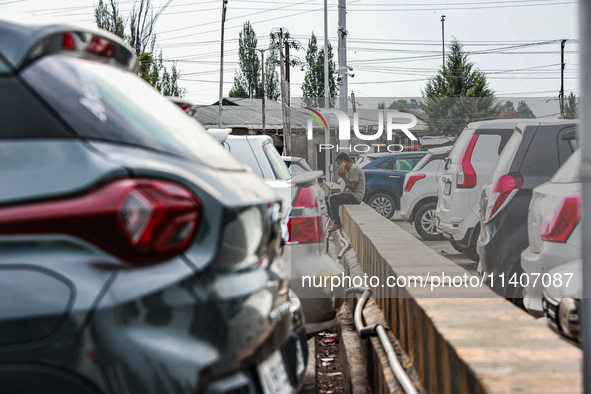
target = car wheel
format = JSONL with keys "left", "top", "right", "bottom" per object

{"left": 450, "top": 241, "right": 463, "bottom": 253}
{"left": 368, "top": 193, "right": 396, "bottom": 219}
{"left": 413, "top": 202, "right": 443, "bottom": 241}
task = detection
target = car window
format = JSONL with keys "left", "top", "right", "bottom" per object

{"left": 491, "top": 131, "right": 522, "bottom": 180}
{"left": 551, "top": 149, "right": 580, "bottom": 183}
{"left": 22, "top": 55, "right": 242, "bottom": 170}
{"left": 263, "top": 142, "right": 291, "bottom": 180}
{"left": 411, "top": 153, "right": 432, "bottom": 172}
{"left": 0, "top": 78, "right": 70, "bottom": 139}
{"left": 377, "top": 158, "right": 393, "bottom": 169}
{"left": 394, "top": 159, "right": 413, "bottom": 171}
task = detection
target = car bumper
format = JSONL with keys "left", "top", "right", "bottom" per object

{"left": 521, "top": 243, "right": 580, "bottom": 316}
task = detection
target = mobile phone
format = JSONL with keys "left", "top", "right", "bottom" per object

{"left": 339, "top": 162, "right": 346, "bottom": 169}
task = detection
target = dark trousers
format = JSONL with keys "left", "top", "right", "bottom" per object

{"left": 325, "top": 193, "right": 361, "bottom": 226}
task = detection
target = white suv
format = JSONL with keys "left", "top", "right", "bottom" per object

{"left": 224, "top": 135, "right": 344, "bottom": 334}
{"left": 436, "top": 119, "right": 539, "bottom": 261}
{"left": 400, "top": 146, "right": 451, "bottom": 241}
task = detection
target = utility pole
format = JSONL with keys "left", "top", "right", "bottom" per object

{"left": 272, "top": 28, "right": 291, "bottom": 155}
{"left": 338, "top": 0, "right": 348, "bottom": 152}
{"left": 324, "top": 0, "right": 331, "bottom": 179}
{"left": 218, "top": 0, "right": 228, "bottom": 127}
{"left": 248, "top": 47, "right": 268, "bottom": 133}
{"left": 285, "top": 38, "right": 291, "bottom": 151}
{"left": 560, "top": 39, "right": 567, "bottom": 118}
{"left": 579, "top": 1, "right": 591, "bottom": 392}
{"left": 441, "top": 15, "right": 446, "bottom": 69}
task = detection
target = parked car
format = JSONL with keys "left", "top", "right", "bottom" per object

{"left": 224, "top": 135, "right": 344, "bottom": 335}
{"left": 354, "top": 152, "right": 393, "bottom": 168}
{"left": 362, "top": 151, "right": 427, "bottom": 219}
{"left": 283, "top": 155, "right": 313, "bottom": 175}
{"left": 400, "top": 146, "right": 451, "bottom": 240}
{"left": 0, "top": 18, "right": 306, "bottom": 393}
{"left": 478, "top": 120, "right": 578, "bottom": 303}
{"left": 436, "top": 119, "right": 541, "bottom": 261}
{"left": 521, "top": 149, "right": 581, "bottom": 316}
{"left": 542, "top": 260, "right": 582, "bottom": 345}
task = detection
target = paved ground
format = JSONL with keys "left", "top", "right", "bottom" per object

{"left": 391, "top": 212, "right": 478, "bottom": 276}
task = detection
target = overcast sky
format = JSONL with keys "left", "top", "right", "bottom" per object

{"left": 1, "top": 0, "right": 579, "bottom": 115}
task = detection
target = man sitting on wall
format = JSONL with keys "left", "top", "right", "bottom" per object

{"left": 326, "top": 152, "right": 366, "bottom": 232}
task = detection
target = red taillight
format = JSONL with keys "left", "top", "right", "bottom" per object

{"left": 87, "top": 37, "right": 115, "bottom": 57}
{"left": 456, "top": 135, "right": 478, "bottom": 188}
{"left": 404, "top": 173, "right": 426, "bottom": 192}
{"left": 484, "top": 172, "right": 523, "bottom": 222}
{"left": 62, "top": 32, "right": 77, "bottom": 50}
{"left": 0, "top": 179, "right": 201, "bottom": 263}
{"left": 287, "top": 187, "right": 323, "bottom": 244}
{"left": 541, "top": 192, "right": 580, "bottom": 243}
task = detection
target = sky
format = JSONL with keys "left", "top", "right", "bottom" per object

{"left": 0, "top": 0, "right": 579, "bottom": 116}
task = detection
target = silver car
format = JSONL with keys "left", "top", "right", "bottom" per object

{"left": 400, "top": 146, "right": 451, "bottom": 241}
{"left": 521, "top": 149, "right": 581, "bottom": 316}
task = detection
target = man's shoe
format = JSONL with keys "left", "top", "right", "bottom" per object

{"left": 328, "top": 224, "right": 343, "bottom": 233}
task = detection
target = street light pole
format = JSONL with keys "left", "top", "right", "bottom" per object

{"left": 338, "top": 0, "right": 348, "bottom": 152}
{"left": 218, "top": 0, "right": 228, "bottom": 128}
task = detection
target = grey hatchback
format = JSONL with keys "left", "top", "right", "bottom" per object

{"left": 0, "top": 19, "right": 306, "bottom": 394}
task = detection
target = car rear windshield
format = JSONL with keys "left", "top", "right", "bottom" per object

{"left": 412, "top": 152, "right": 432, "bottom": 171}
{"left": 21, "top": 55, "right": 242, "bottom": 170}
{"left": 551, "top": 149, "right": 580, "bottom": 183}
{"left": 490, "top": 131, "right": 522, "bottom": 180}
{"left": 263, "top": 142, "right": 291, "bottom": 180}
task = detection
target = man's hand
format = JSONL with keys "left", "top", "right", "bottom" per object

{"left": 337, "top": 167, "right": 347, "bottom": 178}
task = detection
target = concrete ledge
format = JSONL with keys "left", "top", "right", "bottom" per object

{"left": 340, "top": 204, "right": 582, "bottom": 393}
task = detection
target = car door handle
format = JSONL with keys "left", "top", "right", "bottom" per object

{"left": 389, "top": 175, "right": 400, "bottom": 179}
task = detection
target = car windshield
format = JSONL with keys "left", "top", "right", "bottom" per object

{"left": 263, "top": 142, "right": 292, "bottom": 180}
{"left": 23, "top": 55, "right": 242, "bottom": 170}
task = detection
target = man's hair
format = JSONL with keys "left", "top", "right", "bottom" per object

{"left": 336, "top": 152, "right": 351, "bottom": 162}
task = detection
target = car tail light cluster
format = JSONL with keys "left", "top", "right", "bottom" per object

{"left": 287, "top": 187, "right": 323, "bottom": 244}
{"left": 404, "top": 174, "right": 426, "bottom": 192}
{"left": 541, "top": 192, "right": 580, "bottom": 243}
{"left": 0, "top": 179, "right": 201, "bottom": 263}
{"left": 456, "top": 135, "right": 478, "bottom": 188}
{"left": 483, "top": 172, "right": 523, "bottom": 222}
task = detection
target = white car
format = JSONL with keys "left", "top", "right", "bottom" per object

{"left": 224, "top": 135, "right": 344, "bottom": 334}
{"left": 542, "top": 260, "right": 582, "bottom": 344}
{"left": 400, "top": 146, "right": 451, "bottom": 241}
{"left": 436, "top": 119, "right": 540, "bottom": 261}
{"left": 521, "top": 149, "right": 581, "bottom": 317}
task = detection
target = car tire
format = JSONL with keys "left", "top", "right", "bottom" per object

{"left": 461, "top": 242, "right": 480, "bottom": 262}
{"left": 450, "top": 241, "right": 463, "bottom": 253}
{"left": 413, "top": 202, "right": 443, "bottom": 241}
{"left": 367, "top": 193, "right": 396, "bottom": 219}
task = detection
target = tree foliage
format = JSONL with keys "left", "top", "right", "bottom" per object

{"left": 502, "top": 100, "right": 535, "bottom": 118}
{"left": 389, "top": 98, "right": 420, "bottom": 110}
{"left": 422, "top": 40, "right": 498, "bottom": 135}
{"left": 93, "top": 0, "right": 186, "bottom": 97}
{"left": 301, "top": 32, "right": 338, "bottom": 107}
{"left": 230, "top": 22, "right": 261, "bottom": 98}
{"left": 563, "top": 92, "right": 578, "bottom": 119}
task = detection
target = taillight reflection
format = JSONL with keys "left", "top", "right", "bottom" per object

{"left": 0, "top": 179, "right": 201, "bottom": 263}
{"left": 287, "top": 187, "right": 323, "bottom": 244}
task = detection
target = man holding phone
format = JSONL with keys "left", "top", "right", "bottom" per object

{"left": 326, "top": 152, "right": 366, "bottom": 232}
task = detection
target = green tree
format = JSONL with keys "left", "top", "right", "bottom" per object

{"left": 230, "top": 21, "right": 261, "bottom": 98}
{"left": 502, "top": 100, "right": 516, "bottom": 113}
{"left": 93, "top": 0, "right": 186, "bottom": 97}
{"left": 388, "top": 98, "right": 420, "bottom": 110}
{"left": 94, "top": 0, "right": 125, "bottom": 39}
{"left": 377, "top": 102, "right": 386, "bottom": 109}
{"left": 564, "top": 92, "right": 578, "bottom": 119}
{"left": 301, "top": 32, "right": 338, "bottom": 107}
{"left": 422, "top": 39, "right": 498, "bottom": 135}
{"left": 264, "top": 45, "right": 281, "bottom": 100}
{"left": 517, "top": 100, "right": 535, "bottom": 118}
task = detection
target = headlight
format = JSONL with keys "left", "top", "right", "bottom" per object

{"left": 558, "top": 297, "right": 581, "bottom": 342}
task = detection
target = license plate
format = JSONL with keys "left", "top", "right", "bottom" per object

{"left": 295, "top": 339, "right": 305, "bottom": 377}
{"left": 257, "top": 350, "right": 294, "bottom": 394}
{"left": 444, "top": 181, "right": 451, "bottom": 195}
